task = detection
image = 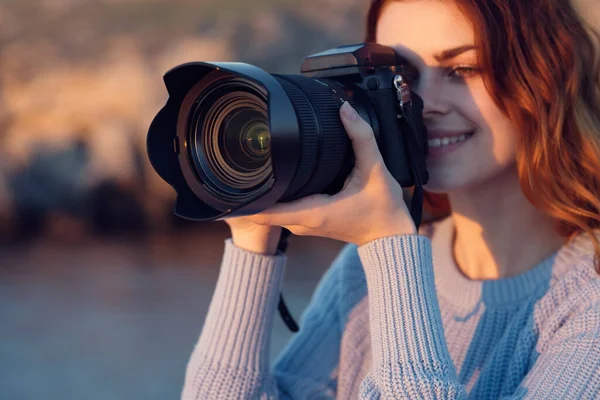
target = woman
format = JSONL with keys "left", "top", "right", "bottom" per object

{"left": 182, "top": 0, "right": 600, "bottom": 398}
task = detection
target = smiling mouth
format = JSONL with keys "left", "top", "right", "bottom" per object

{"left": 427, "top": 131, "right": 475, "bottom": 148}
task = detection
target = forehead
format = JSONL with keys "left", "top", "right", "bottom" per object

{"left": 375, "top": 0, "right": 475, "bottom": 62}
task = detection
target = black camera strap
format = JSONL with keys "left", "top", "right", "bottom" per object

{"left": 400, "top": 108, "right": 424, "bottom": 231}
{"left": 277, "top": 76, "right": 426, "bottom": 333}
{"left": 276, "top": 228, "right": 299, "bottom": 332}
{"left": 394, "top": 74, "right": 425, "bottom": 232}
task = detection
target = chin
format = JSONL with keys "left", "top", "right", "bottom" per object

{"left": 423, "top": 161, "right": 518, "bottom": 196}
{"left": 422, "top": 169, "right": 471, "bottom": 194}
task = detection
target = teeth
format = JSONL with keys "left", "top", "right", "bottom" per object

{"left": 428, "top": 133, "right": 470, "bottom": 148}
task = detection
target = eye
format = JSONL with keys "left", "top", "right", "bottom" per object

{"left": 447, "top": 65, "right": 480, "bottom": 81}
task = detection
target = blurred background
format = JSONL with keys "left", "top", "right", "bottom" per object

{"left": 0, "top": 0, "right": 368, "bottom": 398}
{"left": 1, "top": 0, "right": 599, "bottom": 399}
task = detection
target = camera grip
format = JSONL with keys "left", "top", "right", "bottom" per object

{"left": 366, "top": 90, "right": 414, "bottom": 187}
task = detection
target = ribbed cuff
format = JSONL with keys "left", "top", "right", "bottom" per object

{"left": 358, "top": 235, "right": 456, "bottom": 377}
{"left": 196, "top": 239, "right": 287, "bottom": 372}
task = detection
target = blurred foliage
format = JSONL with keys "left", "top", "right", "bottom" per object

{"left": 0, "top": 0, "right": 367, "bottom": 242}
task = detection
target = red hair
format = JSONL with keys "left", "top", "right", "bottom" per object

{"left": 366, "top": 0, "right": 600, "bottom": 273}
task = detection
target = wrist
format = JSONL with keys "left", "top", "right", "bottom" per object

{"left": 231, "top": 230, "right": 281, "bottom": 255}
{"left": 359, "top": 222, "right": 417, "bottom": 246}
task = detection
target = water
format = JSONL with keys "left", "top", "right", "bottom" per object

{"left": 0, "top": 228, "right": 344, "bottom": 399}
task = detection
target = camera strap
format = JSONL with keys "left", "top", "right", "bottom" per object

{"left": 276, "top": 228, "right": 299, "bottom": 332}
{"left": 399, "top": 109, "right": 424, "bottom": 231}
{"left": 394, "top": 75, "right": 424, "bottom": 231}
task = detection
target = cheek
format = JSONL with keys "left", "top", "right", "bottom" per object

{"left": 424, "top": 84, "right": 518, "bottom": 193}
{"left": 465, "top": 85, "right": 518, "bottom": 164}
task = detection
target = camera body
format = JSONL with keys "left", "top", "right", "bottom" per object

{"left": 147, "top": 43, "right": 428, "bottom": 221}
{"left": 299, "top": 43, "right": 428, "bottom": 189}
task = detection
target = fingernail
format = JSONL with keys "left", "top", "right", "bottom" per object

{"left": 341, "top": 101, "right": 359, "bottom": 121}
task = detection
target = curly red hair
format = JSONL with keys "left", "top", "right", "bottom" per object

{"left": 366, "top": 0, "right": 600, "bottom": 273}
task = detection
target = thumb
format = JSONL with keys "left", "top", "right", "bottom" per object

{"left": 339, "top": 101, "right": 383, "bottom": 171}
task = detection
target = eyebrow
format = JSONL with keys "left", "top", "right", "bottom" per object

{"left": 434, "top": 45, "right": 478, "bottom": 61}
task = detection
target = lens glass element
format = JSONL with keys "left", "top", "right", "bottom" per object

{"left": 244, "top": 121, "right": 271, "bottom": 155}
{"left": 221, "top": 108, "right": 271, "bottom": 171}
{"left": 188, "top": 78, "right": 273, "bottom": 200}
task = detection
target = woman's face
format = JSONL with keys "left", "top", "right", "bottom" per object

{"left": 376, "top": 0, "right": 518, "bottom": 194}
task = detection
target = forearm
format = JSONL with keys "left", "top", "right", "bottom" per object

{"left": 182, "top": 239, "right": 287, "bottom": 399}
{"left": 357, "top": 234, "right": 467, "bottom": 399}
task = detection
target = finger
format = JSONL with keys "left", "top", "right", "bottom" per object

{"left": 246, "top": 194, "right": 331, "bottom": 228}
{"left": 340, "top": 101, "right": 384, "bottom": 171}
{"left": 341, "top": 168, "right": 356, "bottom": 191}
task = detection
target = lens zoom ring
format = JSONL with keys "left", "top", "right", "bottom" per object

{"left": 273, "top": 76, "right": 319, "bottom": 198}
{"left": 274, "top": 74, "right": 349, "bottom": 200}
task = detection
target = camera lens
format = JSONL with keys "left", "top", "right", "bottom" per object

{"left": 175, "top": 71, "right": 361, "bottom": 213}
{"left": 188, "top": 79, "right": 273, "bottom": 199}
{"left": 181, "top": 72, "right": 358, "bottom": 209}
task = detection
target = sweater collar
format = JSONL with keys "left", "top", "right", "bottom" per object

{"left": 426, "top": 217, "right": 560, "bottom": 309}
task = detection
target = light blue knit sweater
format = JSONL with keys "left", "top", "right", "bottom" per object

{"left": 182, "top": 217, "right": 600, "bottom": 399}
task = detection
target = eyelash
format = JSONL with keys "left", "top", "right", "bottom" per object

{"left": 446, "top": 65, "right": 480, "bottom": 80}
{"left": 402, "top": 64, "right": 481, "bottom": 87}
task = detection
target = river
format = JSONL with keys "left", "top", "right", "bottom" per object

{"left": 0, "top": 225, "right": 344, "bottom": 399}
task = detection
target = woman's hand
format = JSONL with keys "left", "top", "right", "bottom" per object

{"left": 241, "top": 101, "right": 417, "bottom": 247}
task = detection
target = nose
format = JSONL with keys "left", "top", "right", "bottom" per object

{"left": 415, "top": 77, "right": 451, "bottom": 119}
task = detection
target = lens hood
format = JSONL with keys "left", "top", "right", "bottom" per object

{"left": 147, "top": 62, "right": 301, "bottom": 221}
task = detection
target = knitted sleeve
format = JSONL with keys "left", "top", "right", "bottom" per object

{"left": 181, "top": 240, "right": 354, "bottom": 400}
{"left": 515, "top": 276, "right": 600, "bottom": 399}
{"left": 357, "top": 234, "right": 467, "bottom": 399}
{"left": 356, "top": 234, "right": 600, "bottom": 400}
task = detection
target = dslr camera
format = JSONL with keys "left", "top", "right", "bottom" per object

{"left": 147, "top": 43, "right": 429, "bottom": 223}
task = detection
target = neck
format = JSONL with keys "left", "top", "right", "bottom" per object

{"left": 446, "top": 165, "right": 566, "bottom": 280}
